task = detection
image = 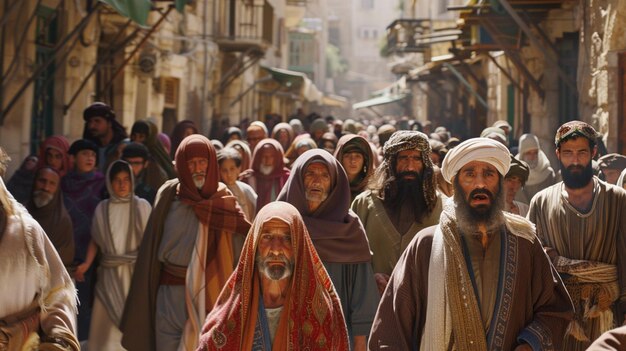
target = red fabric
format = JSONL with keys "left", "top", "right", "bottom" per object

{"left": 37, "top": 135, "right": 71, "bottom": 177}
{"left": 239, "top": 139, "right": 290, "bottom": 209}
{"left": 197, "top": 202, "right": 350, "bottom": 351}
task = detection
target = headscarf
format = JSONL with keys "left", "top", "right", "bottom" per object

{"left": 334, "top": 134, "right": 374, "bottom": 198}
{"left": 515, "top": 134, "right": 555, "bottom": 186}
{"left": 249, "top": 121, "right": 268, "bottom": 136}
{"left": 157, "top": 133, "right": 171, "bottom": 155}
{"left": 271, "top": 122, "right": 295, "bottom": 151}
{"left": 318, "top": 132, "right": 338, "bottom": 152}
{"left": 598, "top": 153, "right": 626, "bottom": 171}
{"left": 197, "top": 202, "right": 349, "bottom": 351}
{"left": 36, "top": 135, "right": 71, "bottom": 177}
{"left": 82, "top": 102, "right": 128, "bottom": 147}
{"left": 309, "top": 118, "right": 328, "bottom": 139}
{"left": 289, "top": 118, "right": 304, "bottom": 135}
{"left": 226, "top": 139, "right": 252, "bottom": 171}
{"left": 379, "top": 131, "right": 438, "bottom": 212}
{"left": 441, "top": 137, "right": 511, "bottom": 183}
{"left": 170, "top": 120, "right": 198, "bottom": 158}
{"left": 6, "top": 155, "right": 38, "bottom": 205}
{"left": 27, "top": 167, "right": 74, "bottom": 267}
{"left": 174, "top": 134, "right": 251, "bottom": 350}
{"left": 277, "top": 149, "right": 372, "bottom": 263}
{"left": 342, "top": 119, "right": 357, "bottom": 135}
{"left": 91, "top": 160, "right": 145, "bottom": 326}
{"left": 239, "top": 139, "right": 290, "bottom": 208}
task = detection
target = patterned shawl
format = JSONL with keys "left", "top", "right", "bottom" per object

{"left": 422, "top": 199, "right": 536, "bottom": 350}
{"left": 175, "top": 135, "right": 252, "bottom": 350}
{"left": 334, "top": 134, "right": 375, "bottom": 199}
{"left": 277, "top": 149, "right": 371, "bottom": 263}
{"left": 239, "top": 139, "right": 290, "bottom": 209}
{"left": 197, "top": 202, "right": 349, "bottom": 351}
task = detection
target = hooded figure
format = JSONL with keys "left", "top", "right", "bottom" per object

{"left": 27, "top": 167, "right": 74, "bottom": 269}
{"left": 197, "top": 202, "right": 350, "bottom": 351}
{"left": 120, "top": 135, "right": 250, "bottom": 351}
{"left": 81, "top": 160, "right": 152, "bottom": 349}
{"left": 515, "top": 133, "right": 556, "bottom": 204}
{"left": 334, "top": 134, "right": 375, "bottom": 201}
{"left": 36, "top": 135, "right": 72, "bottom": 177}
{"left": 277, "top": 150, "right": 379, "bottom": 348}
{"left": 239, "top": 139, "right": 290, "bottom": 210}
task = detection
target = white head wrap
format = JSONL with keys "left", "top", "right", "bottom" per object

{"left": 441, "top": 137, "right": 511, "bottom": 183}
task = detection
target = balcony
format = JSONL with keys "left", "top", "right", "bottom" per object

{"left": 385, "top": 19, "right": 431, "bottom": 55}
{"left": 214, "top": 0, "right": 274, "bottom": 54}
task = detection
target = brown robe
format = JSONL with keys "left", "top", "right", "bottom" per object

{"left": 369, "top": 224, "right": 573, "bottom": 350}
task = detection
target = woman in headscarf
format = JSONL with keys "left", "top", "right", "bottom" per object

{"left": 170, "top": 120, "right": 198, "bottom": 159}
{"left": 76, "top": 160, "right": 152, "bottom": 350}
{"left": 144, "top": 120, "right": 176, "bottom": 179}
{"left": 271, "top": 122, "right": 295, "bottom": 152}
{"left": 334, "top": 134, "right": 375, "bottom": 201}
{"left": 37, "top": 135, "right": 72, "bottom": 177}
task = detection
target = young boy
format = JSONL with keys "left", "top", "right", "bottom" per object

{"left": 217, "top": 147, "right": 257, "bottom": 221}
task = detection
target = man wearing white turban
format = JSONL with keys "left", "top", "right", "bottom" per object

{"left": 369, "top": 138, "right": 573, "bottom": 351}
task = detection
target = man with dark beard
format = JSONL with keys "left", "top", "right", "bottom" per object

{"left": 369, "top": 138, "right": 573, "bottom": 351}
{"left": 27, "top": 167, "right": 74, "bottom": 271}
{"left": 352, "top": 131, "right": 444, "bottom": 294}
{"left": 528, "top": 120, "right": 626, "bottom": 350}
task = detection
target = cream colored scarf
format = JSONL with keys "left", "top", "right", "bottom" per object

{"left": 421, "top": 202, "right": 536, "bottom": 350}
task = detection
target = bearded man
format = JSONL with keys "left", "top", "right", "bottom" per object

{"left": 197, "top": 202, "right": 349, "bottom": 350}
{"left": 351, "top": 131, "right": 444, "bottom": 294}
{"left": 120, "top": 135, "right": 250, "bottom": 351}
{"left": 0, "top": 172, "right": 79, "bottom": 350}
{"left": 528, "top": 121, "right": 626, "bottom": 350}
{"left": 369, "top": 138, "right": 573, "bottom": 350}
{"left": 239, "top": 139, "right": 290, "bottom": 210}
{"left": 277, "top": 149, "right": 379, "bottom": 350}
{"left": 27, "top": 167, "right": 74, "bottom": 270}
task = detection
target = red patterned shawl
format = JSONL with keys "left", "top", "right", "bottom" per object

{"left": 197, "top": 202, "right": 349, "bottom": 351}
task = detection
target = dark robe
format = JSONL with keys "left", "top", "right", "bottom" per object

{"left": 27, "top": 187, "right": 74, "bottom": 269}
{"left": 369, "top": 225, "right": 574, "bottom": 350}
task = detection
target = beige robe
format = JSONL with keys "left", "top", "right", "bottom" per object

{"left": 351, "top": 190, "right": 444, "bottom": 275}
{"left": 528, "top": 177, "right": 626, "bottom": 350}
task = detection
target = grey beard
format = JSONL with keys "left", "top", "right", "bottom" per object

{"left": 256, "top": 255, "right": 293, "bottom": 281}
{"left": 453, "top": 180, "right": 506, "bottom": 235}
{"left": 32, "top": 190, "right": 53, "bottom": 208}
{"left": 259, "top": 165, "right": 274, "bottom": 176}
{"left": 193, "top": 178, "right": 205, "bottom": 189}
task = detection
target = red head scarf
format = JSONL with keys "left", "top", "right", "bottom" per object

{"left": 37, "top": 135, "right": 71, "bottom": 177}
{"left": 198, "top": 202, "right": 349, "bottom": 351}
{"left": 175, "top": 134, "right": 219, "bottom": 203}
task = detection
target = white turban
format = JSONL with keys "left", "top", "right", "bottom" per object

{"left": 441, "top": 137, "right": 511, "bottom": 183}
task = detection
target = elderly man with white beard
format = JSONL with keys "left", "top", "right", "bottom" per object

{"left": 27, "top": 166, "right": 75, "bottom": 271}
{"left": 369, "top": 138, "right": 573, "bottom": 351}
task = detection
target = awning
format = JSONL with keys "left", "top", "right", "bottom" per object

{"left": 322, "top": 94, "right": 348, "bottom": 108}
{"left": 262, "top": 66, "right": 323, "bottom": 103}
{"left": 352, "top": 94, "right": 407, "bottom": 110}
{"left": 100, "top": 0, "right": 188, "bottom": 26}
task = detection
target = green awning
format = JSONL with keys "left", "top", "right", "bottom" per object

{"left": 101, "top": 0, "right": 188, "bottom": 26}
{"left": 262, "top": 66, "right": 307, "bottom": 88}
{"left": 352, "top": 94, "right": 407, "bottom": 110}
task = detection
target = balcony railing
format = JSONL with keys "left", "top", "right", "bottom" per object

{"left": 214, "top": 0, "right": 273, "bottom": 54}
{"left": 386, "top": 19, "right": 431, "bottom": 55}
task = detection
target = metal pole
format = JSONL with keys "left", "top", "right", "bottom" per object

{"left": 0, "top": 1, "right": 102, "bottom": 123}
{"left": 96, "top": 5, "right": 174, "bottom": 99}
{"left": 443, "top": 62, "right": 489, "bottom": 109}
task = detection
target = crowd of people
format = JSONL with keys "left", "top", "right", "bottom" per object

{"left": 1, "top": 101, "right": 626, "bottom": 350}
